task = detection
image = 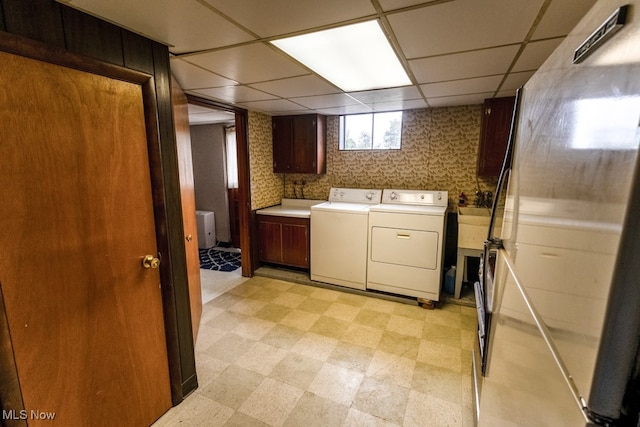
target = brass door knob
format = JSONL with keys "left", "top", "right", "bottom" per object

{"left": 142, "top": 255, "right": 160, "bottom": 269}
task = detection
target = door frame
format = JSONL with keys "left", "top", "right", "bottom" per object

{"left": 185, "top": 94, "right": 254, "bottom": 277}
{"left": 0, "top": 30, "right": 186, "bottom": 414}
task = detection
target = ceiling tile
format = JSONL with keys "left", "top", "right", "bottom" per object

{"left": 409, "top": 45, "right": 520, "bottom": 84}
{"left": 501, "top": 71, "right": 536, "bottom": 91}
{"left": 249, "top": 75, "right": 340, "bottom": 98}
{"left": 378, "top": 0, "right": 440, "bottom": 11}
{"left": 496, "top": 89, "right": 518, "bottom": 98}
{"left": 291, "top": 94, "right": 363, "bottom": 110}
{"left": 316, "top": 104, "right": 374, "bottom": 115}
{"left": 188, "top": 109, "right": 236, "bottom": 125}
{"left": 65, "top": 0, "right": 254, "bottom": 53}
{"left": 186, "top": 43, "right": 309, "bottom": 84}
{"left": 532, "top": 0, "right": 597, "bottom": 39}
{"left": 348, "top": 86, "right": 422, "bottom": 104}
{"left": 512, "top": 39, "right": 563, "bottom": 72}
{"left": 388, "top": 0, "right": 545, "bottom": 59}
{"left": 202, "top": 0, "right": 376, "bottom": 38}
{"left": 170, "top": 58, "right": 238, "bottom": 89}
{"left": 428, "top": 92, "right": 495, "bottom": 107}
{"left": 370, "top": 99, "right": 429, "bottom": 112}
{"left": 420, "top": 75, "right": 504, "bottom": 98}
{"left": 238, "top": 99, "right": 310, "bottom": 113}
{"left": 191, "top": 85, "right": 277, "bottom": 103}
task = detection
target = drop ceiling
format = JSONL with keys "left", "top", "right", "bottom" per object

{"left": 61, "top": 0, "right": 596, "bottom": 123}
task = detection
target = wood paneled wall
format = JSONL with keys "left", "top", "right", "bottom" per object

{"left": 0, "top": 0, "right": 196, "bottom": 406}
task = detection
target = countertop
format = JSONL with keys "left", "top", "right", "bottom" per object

{"left": 256, "top": 198, "right": 325, "bottom": 218}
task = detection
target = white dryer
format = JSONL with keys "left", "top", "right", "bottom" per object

{"left": 311, "top": 188, "right": 382, "bottom": 290}
{"left": 367, "top": 189, "right": 448, "bottom": 301}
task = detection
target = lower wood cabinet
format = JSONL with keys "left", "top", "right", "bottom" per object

{"left": 257, "top": 215, "right": 310, "bottom": 269}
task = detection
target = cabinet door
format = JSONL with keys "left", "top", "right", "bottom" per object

{"left": 282, "top": 223, "right": 309, "bottom": 268}
{"left": 272, "top": 116, "right": 292, "bottom": 173}
{"left": 258, "top": 219, "right": 283, "bottom": 263}
{"left": 292, "top": 115, "right": 317, "bottom": 173}
{"left": 477, "top": 97, "right": 515, "bottom": 176}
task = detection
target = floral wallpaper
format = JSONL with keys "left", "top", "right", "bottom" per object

{"left": 249, "top": 106, "right": 498, "bottom": 211}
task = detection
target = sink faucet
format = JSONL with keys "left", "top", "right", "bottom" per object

{"left": 474, "top": 190, "right": 493, "bottom": 208}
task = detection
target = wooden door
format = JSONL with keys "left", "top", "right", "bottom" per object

{"left": 171, "top": 77, "right": 202, "bottom": 343}
{"left": 292, "top": 115, "right": 316, "bottom": 173}
{"left": 0, "top": 50, "right": 171, "bottom": 425}
{"left": 272, "top": 116, "right": 293, "bottom": 172}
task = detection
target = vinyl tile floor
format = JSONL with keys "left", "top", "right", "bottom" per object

{"left": 153, "top": 276, "right": 477, "bottom": 426}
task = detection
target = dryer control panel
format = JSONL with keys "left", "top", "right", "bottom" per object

{"left": 381, "top": 189, "right": 448, "bottom": 207}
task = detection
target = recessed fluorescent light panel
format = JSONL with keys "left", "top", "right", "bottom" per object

{"left": 271, "top": 20, "right": 411, "bottom": 92}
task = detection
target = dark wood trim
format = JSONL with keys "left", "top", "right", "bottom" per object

{"left": 0, "top": 283, "right": 26, "bottom": 427}
{"left": 0, "top": 29, "right": 149, "bottom": 84}
{"left": 185, "top": 94, "right": 254, "bottom": 277}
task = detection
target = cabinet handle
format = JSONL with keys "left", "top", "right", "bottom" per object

{"left": 485, "top": 107, "right": 491, "bottom": 116}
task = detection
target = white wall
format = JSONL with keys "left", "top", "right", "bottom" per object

{"left": 190, "top": 124, "right": 231, "bottom": 243}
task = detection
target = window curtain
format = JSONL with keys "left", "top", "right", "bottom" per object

{"left": 225, "top": 126, "right": 238, "bottom": 189}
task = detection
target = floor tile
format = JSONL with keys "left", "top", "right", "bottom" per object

{"left": 366, "top": 350, "right": 416, "bottom": 388}
{"left": 269, "top": 352, "right": 324, "bottom": 389}
{"left": 260, "top": 324, "right": 305, "bottom": 350}
{"left": 307, "top": 363, "right": 364, "bottom": 405}
{"left": 417, "top": 340, "right": 463, "bottom": 372}
{"left": 154, "top": 275, "right": 476, "bottom": 427}
{"left": 377, "top": 331, "right": 421, "bottom": 359}
{"left": 279, "top": 309, "right": 321, "bottom": 331}
{"left": 327, "top": 341, "right": 375, "bottom": 373}
{"left": 227, "top": 298, "right": 269, "bottom": 316}
{"left": 412, "top": 361, "right": 462, "bottom": 404}
{"left": 205, "top": 332, "right": 255, "bottom": 364}
{"left": 200, "top": 365, "right": 265, "bottom": 410}
{"left": 291, "top": 332, "right": 339, "bottom": 361}
{"left": 404, "top": 389, "right": 463, "bottom": 427}
{"left": 232, "top": 316, "right": 276, "bottom": 341}
{"left": 254, "top": 302, "right": 292, "bottom": 323}
{"left": 343, "top": 408, "right": 401, "bottom": 427}
{"left": 341, "top": 323, "right": 384, "bottom": 349}
{"left": 297, "top": 297, "right": 332, "bottom": 314}
{"left": 152, "top": 392, "right": 234, "bottom": 426}
{"left": 353, "top": 308, "right": 391, "bottom": 330}
{"left": 362, "top": 297, "right": 398, "bottom": 314}
{"left": 309, "top": 315, "right": 350, "bottom": 339}
{"left": 235, "top": 341, "right": 287, "bottom": 375}
{"left": 283, "top": 391, "right": 349, "bottom": 427}
{"left": 223, "top": 411, "right": 270, "bottom": 427}
{"left": 238, "top": 378, "right": 304, "bottom": 426}
{"left": 386, "top": 314, "right": 424, "bottom": 338}
{"left": 309, "top": 287, "right": 341, "bottom": 301}
{"left": 271, "top": 291, "right": 307, "bottom": 308}
{"left": 353, "top": 377, "right": 410, "bottom": 425}
{"left": 323, "top": 302, "right": 361, "bottom": 322}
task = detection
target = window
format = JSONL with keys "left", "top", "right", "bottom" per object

{"left": 225, "top": 126, "right": 238, "bottom": 189}
{"left": 339, "top": 111, "right": 402, "bottom": 150}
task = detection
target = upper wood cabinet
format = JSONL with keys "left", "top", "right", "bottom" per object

{"left": 477, "top": 97, "right": 516, "bottom": 177}
{"left": 273, "top": 114, "right": 326, "bottom": 174}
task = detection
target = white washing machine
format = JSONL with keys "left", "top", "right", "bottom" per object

{"left": 311, "top": 188, "right": 382, "bottom": 290}
{"left": 367, "top": 189, "right": 448, "bottom": 301}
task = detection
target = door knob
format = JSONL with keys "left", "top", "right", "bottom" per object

{"left": 186, "top": 234, "right": 193, "bottom": 242}
{"left": 142, "top": 255, "right": 160, "bottom": 269}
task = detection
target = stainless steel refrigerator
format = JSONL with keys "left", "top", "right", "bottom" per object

{"left": 473, "top": 1, "right": 640, "bottom": 425}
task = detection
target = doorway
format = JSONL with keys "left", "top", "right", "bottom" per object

{"left": 184, "top": 97, "right": 252, "bottom": 303}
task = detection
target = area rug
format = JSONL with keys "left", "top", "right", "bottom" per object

{"left": 199, "top": 248, "right": 241, "bottom": 272}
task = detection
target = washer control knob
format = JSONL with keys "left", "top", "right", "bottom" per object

{"left": 390, "top": 191, "right": 398, "bottom": 200}
{"left": 365, "top": 191, "right": 373, "bottom": 200}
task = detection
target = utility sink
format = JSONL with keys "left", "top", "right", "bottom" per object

{"left": 457, "top": 206, "right": 502, "bottom": 250}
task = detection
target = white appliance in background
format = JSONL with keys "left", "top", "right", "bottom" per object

{"left": 310, "top": 188, "right": 382, "bottom": 290}
{"left": 367, "top": 189, "right": 448, "bottom": 301}
{"left": 475, "top": 2, "right": 640, "bottom": 425}
{"left": 195, "top": 210, "right": 216, "bottom": 249}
